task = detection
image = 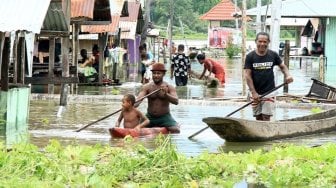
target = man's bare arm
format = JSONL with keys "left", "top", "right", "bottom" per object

{"left": 279, "top": 63, "right": 294, "bottom": 84}
{"left": 244, "top": 69, "right": 257, "bottom": 94}
{"left": 166, "top": 85, "right": 178, "bottom": 105}
{"left": 135, "top": 85, "right": 149, "bottom": 107}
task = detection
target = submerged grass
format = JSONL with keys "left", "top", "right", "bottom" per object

{"left": 0, "top": 136, "right": 336, "bottom": 187}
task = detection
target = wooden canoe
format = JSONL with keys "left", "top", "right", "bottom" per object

{"left": 109, "top": 127, "right": 169, "bottom": 138}
{"left": 202, "top": 108, "right": 336, "bottom": 142}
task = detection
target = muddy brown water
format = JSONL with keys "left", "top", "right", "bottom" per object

{"left": 27, "top": 57, "right": 336, "bottom": 156}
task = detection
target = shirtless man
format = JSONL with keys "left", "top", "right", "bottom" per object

{"left": 136, "top": 62, "right": 180, "bottom": 133}
{"left": 115, "top": 94, "right": 149, "bottom": 129}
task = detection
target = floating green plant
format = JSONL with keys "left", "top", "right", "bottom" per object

{"left": 111, "top": 88, "right": 120, "bottom": 95}
{"left": 41, "top": 118, "right": 50, "bottom": 126}
{"left": 0, "top": 138, "right": 336, "bottom": 187}
{"left": 311, "top": 107, "right": 322, "bottom": 114}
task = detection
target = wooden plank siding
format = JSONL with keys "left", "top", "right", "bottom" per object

{"left": 24, "top": 77, "right": 78, "bottom": 85}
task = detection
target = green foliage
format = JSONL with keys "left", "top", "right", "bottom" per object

{"left": 41, "top": 118, "right": 49, "bottom": 126}
{"left": 111, "top": 88, "right": 120, "bottom": 95}
{"left": 150, "top": 0, "right": 273, "bottom": 39}
{"left": 225, "top": 35, "right": 241, "bottom": 58}
{"left": 311, "top": 107, "right": 322, "bottom": 114}
{"left": 1, "top": 138, "right": 336, "bottom": 187}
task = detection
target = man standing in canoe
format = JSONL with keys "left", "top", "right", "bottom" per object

{"left": 244, "top": 31, "right": 293, "bottom": 121}
{"left": 136, "top": 62, "right": 180, "bottom": 133}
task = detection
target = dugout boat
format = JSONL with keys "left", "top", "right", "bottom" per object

{"left": 202, "top": 108, "right": 336, "bottom": 142}
{"left": 109, "top": 127, "right": 169, "bottom": 138}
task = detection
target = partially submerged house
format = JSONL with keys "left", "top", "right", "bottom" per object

{"left": 80, "top": 0, "right": 128, "bottom": 83}
{"left": 27, "top": 0, "right": 73, "bottom": 97}
{"left": 0, "top": 0, "right": 51, "bottom": 147}
{"left": 118, "top": 0, "right": 144, "bottom": 81}
{"left": 71, "top": 0, "right": 113, "bottom": 83}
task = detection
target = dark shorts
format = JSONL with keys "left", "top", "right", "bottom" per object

{"left": 146, "top": 112, "right": 178, "bottom": 127}
{"left": 174, "top": 76, "right": 188, "bottom": 86}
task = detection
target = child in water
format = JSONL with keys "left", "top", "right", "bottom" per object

{"left": 115, "top": 94, "right": 149, "bottom": 129}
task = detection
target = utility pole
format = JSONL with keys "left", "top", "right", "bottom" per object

{"left": 140, "top": 0, "right": 153, "bottom": 46}
{"left": 270, "top": 0, "right": 282, "bottom": 52}
{"left": 169, "top": 0, "right": 174, "bottom": 61}
{"left": 234, "top": 0, "right": 238, "bottom": 30}
{"left": 256, "top": 0, "right": 262, "bottom": 33}
{"left": 241, "top": 0, "right": 247, "bottom": 96}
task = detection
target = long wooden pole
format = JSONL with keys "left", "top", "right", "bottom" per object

{"left": 169, "top": 0, "right": 174, "bottom": 61}
{"left": 241, "top": 0, "right": 247, "bottom": 96}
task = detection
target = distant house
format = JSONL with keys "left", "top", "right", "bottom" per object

{"left": 200, "top": 0, "right": 242, "bottom": 48}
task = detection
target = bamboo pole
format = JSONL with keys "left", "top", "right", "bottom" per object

{"left": 319, "top": 54, "right": 325, "bottom": 82}
{"left": 241, "top": 0, "right": 247, "bottom": 96}
{"left": 169, "top": 0, "right": 174, "bottom": 61}
{"left": 48, "top": 37, "right": 55, "bottom": 94}
{"left": 284, "top": 40, "right": 290, "bottom": 93}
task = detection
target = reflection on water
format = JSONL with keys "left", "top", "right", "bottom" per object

{"left": 28, "top": 99, "right": 336, "bottom": 156}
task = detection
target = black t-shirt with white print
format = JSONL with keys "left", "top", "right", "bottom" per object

{"left": 244, "top": 50, "right": 282, "bottom": 95}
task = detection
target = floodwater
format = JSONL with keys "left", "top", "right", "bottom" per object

{"left": 28, "top": 57, "right": 336, "bottom": 156}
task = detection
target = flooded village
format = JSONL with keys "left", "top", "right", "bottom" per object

{"left": 1, "top": 0, "right": 336, "bottom": 187}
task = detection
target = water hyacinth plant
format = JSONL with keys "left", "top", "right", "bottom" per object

{"left": 0, "top": 136, "right": 336, "bottom": 187}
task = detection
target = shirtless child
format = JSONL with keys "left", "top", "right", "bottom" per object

{"left": 115, "top": 94, "right": 149, "bottom": 129}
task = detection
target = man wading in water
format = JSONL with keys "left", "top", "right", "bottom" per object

{"left": 136, "top": 62, "right": 180, "bottom": 133}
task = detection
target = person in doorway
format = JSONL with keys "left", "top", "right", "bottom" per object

{"left": 136, "top": 62, "right": 180, "bottom": 133}
{"left": 196, "top": 53, "right": 225, "bottom": 86}
{"left": 115, "top": 94, "right": 149, "bottom": 129}
{"left": 92, "top": 44, "right": 100, "bottom": 73}
{"left": 79, "top": 49, "right": 89, "bottom": 64}
{"left": 244, "top": 31, "right": 293, "bottom": 121}
{"left": 170, "top": 44, "right": 191, "bottom": 86}
{"left": 78, "top": 55, "right": 98, "bottom": 82}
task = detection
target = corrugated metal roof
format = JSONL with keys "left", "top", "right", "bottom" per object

{"left": 71, "top": 0, "right": 95, "bottom": 20}
{"left": 119, "top": 21, "right": 137, "bottom": 40}
{"left": 71, "top": 0, "right": 112, "bottom": 23}
{"left": 41, "top": 0, "right": 69, "bottom": 32}
{"left": 119, "top": 1, "right": 142, "bottom": 22}
{"left": 247, "top": 0, "right": 336, "bottom": 17}
{"left": 81, "top": 15, "right": 120, "bottom": 34}
{"left": 0, "top": 0, "right": 50, "bottom": 33}
{"left": 80, "top": 0, "right": 125, "bottom": 34}
{"left": 200, "top": 0, "right": 239, "bottom": 21}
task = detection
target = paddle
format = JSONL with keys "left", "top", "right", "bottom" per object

{"left": 188, "top": 83, "right": 287, "bottom": 139}
{"left": 75, "top": 88, "right": 161, "bottom": 132}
